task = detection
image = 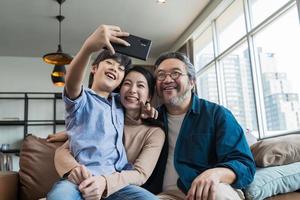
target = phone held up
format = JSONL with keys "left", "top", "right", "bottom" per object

{"left": 111, "top": 34, "right": 152, "bottom": 61}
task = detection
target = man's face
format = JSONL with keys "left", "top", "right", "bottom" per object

{"left": 155, "top": 58, "right": 194, "bottom": 106}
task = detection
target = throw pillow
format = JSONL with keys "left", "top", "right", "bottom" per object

{"left": 19, "top": 134, "right": 63, "bottom": 200}
{"left": 251, "top": 134, "right": 300, "bottom": 167}
{"left": 244, "top": 162, "right": 300, "bottom": 200}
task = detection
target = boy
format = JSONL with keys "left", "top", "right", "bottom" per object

{"left": 48, "top": 25, "right": 132, "bottom": 200}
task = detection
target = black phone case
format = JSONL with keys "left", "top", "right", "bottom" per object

{"left": 112, "top": 35, "right": 152, "bottom": 60}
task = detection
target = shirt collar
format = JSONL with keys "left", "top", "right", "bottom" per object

{"left": 190, "top": 92, "right": 201, "bottom": 114}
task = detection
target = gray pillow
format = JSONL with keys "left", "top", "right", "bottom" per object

{"left": 244, "top": 162, "right": 300, "bottom": 200}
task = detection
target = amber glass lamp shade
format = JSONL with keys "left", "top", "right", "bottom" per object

{"left": 52, "top": 65, "right": 66, "bottom": 76}
{"left": 43, "top": 45, "right": 72, "bottom": 65}
{"left": 51, "top": 75, "right": 65, "bottom": 87}
{"left": 51, "top": 65, "right": 66, "bottom": 87}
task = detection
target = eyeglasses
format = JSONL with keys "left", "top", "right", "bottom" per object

{"left": 156, "top": 71, "right": 187, "bottom": 81}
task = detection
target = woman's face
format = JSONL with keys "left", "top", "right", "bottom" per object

{"left": 120, "top": 71, "right": 150, "bottom": 111}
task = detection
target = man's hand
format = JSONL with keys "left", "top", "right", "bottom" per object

{"left": 46, "top": 131, "right": 68, "bottom": 142}
{"left": 186, "top": 168, "right": 221, "bottom": 200}
{"left": 82, "top": 24, "right": 130, "bottom": 55}
{"left": 79, "top": 175, "right": 107, "bottom": 200}
{"left": 140, "top": 101, "right": 158, "bottom": 119}
{"left": 67, "top": 165, "right": 91, "bottom": 185}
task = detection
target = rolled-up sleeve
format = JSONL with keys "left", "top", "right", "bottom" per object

{"left": 54, "top": 141, "right": 80, "bottom": 177}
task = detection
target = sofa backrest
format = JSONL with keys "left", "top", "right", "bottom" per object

{"left": 19, "top": 134, "right": 63, "bottom": 200}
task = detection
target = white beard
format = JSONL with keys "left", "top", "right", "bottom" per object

{"left": 169, "top": 84, "right": 192, "bottom": 106}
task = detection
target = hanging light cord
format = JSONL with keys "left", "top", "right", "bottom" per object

{"left": 58, "top": 3, "right": 62, "bottom": 47}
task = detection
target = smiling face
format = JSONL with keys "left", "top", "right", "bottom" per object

{"left": 120, "top": 71, "right": 150, "bottom": 112}
{"left": 91, "top": 58, "right": 125, "bottom": 96}
{"left": 156, "top": 58, "right": 194, "bottom": 107}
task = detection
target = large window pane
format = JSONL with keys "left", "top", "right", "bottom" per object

{"left": 254, "top": 6, "right": 300, "bottom": 136}
{"left": 216, "top": 0, "right": 246, "bottom": 52}
{"left": 194, "top": 26, "right": 214, "bottom": 71}
{"left": 196, "top": 65, "right": 219, "bottom": 104}
{"left": 250, "top": 0, "right": 290, "bottom": 27}
{"left": 219, "top": 43, "right": 258, "bottom": 134}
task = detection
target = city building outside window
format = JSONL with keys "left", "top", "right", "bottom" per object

{"left": 194, "top": 0, "right": 300, "bottom": 138}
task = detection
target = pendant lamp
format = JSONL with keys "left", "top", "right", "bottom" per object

{"left": 51, "top": 65, "right": 66, "bottom": 86}
{"left": 43, "top": 0, "right": 72, "bottom": 65}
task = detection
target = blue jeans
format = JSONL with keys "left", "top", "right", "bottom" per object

{"left": 47, "top": 180, "right": 82, "bottom": 200}
{"left": 47, "top": 179, "right": 158, "bottom": 200}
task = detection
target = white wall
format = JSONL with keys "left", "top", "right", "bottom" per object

{"left": 0, "top": 56, "right": 91, "bottom": 92}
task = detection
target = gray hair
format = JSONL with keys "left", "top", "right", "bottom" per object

{"left": 154, "top": 52, "right": 196, "bottom": 81}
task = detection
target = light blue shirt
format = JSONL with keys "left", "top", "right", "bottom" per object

{"left": 63, "top": 87, "right": 128, "bottom": 176}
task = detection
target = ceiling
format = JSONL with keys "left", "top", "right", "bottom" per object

{"left": 0, "top": 0, "right": 210, "bottom": 61}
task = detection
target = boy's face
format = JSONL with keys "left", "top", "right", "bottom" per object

{"left": 91, "top": 58, "right": 125, "bottom": 93}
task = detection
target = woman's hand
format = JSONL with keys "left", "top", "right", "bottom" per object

{"left": 67, "top": 165, "right": 92, "bottom": 185}
{"left": 140, "top": 101, "right": 158, "bottom": 119}
{"left": 46, "top": 131, "right": 68, "bottom": 142}
{"left": 79, "top": 175, "right": 107, "bottom": 200}
{"left": 82, "top": 24, "right": 130, "bottom": 55}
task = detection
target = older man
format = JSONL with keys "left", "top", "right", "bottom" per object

{"left": 150, "top": 52, "right": 255, "bottom": 200}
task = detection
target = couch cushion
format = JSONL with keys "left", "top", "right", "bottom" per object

{"left": 244, "top": 162, "right": 300, "bottom": 200}
{"left": 266, "top": 192, "right": 300, "bottom": 200}
{"left": 19, "top": 134, "right": 63, "bottom": 200}
{"left": 0, "top": 171, "right": 18, "bottom": 200}
{"left": 251, "top": 134, "right": 300, "bottom": 167}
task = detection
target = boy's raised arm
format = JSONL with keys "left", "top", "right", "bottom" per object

{"left": 65, "top": 25, "right": 130, "bottom": 99}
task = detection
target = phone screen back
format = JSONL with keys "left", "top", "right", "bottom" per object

{"left": 112, "top": 35, "right": 152, "bottom": 60}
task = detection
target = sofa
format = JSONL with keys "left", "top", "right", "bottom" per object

{"left": 0, "top": 134, "right": 300, "bottom": 200}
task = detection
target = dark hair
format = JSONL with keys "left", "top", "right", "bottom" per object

{"left": 88, "top": 50, "right": 132, "bottom": 88}
{"left": 154, "top": 51, "right": 196, "bottom": 81}
{"left": 123, "top": 66, "right": 155, "bottom": 99}
{"left": 92, "top": 49, "right": 132, "bottom": 68}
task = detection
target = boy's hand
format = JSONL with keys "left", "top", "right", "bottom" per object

{"left": 79, "top": 175, "right": 106, "bottom": 200}
{"left": 140, "top": 101, "right": 158, "bottom": 119}
{"left": 46, "top": 131, "right": 68, "bottom": 142}
{"left": 67, "top": 165, "right": 91, "bottom": 185}
{"left": 83, "top": 24, "right": 130, "bottom": 55}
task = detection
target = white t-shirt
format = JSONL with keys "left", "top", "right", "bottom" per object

{"left": 162, "top": 112, "right": 186, "bottom": 191}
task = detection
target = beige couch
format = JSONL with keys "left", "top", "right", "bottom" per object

{"left": 0, "top": 134, "right": 299, "bottom": 200}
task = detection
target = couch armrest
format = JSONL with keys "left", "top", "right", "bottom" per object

{"left": 266, "top": 192, "right": 300, "bottom": 200}
{"left": 0, "top": 171, "right": 19, "bottom": 200}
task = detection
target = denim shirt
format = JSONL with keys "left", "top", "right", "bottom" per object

{"left": 63, "top": 88, "right": 127, "bottom": 176}
{"left": 157, "top": 93, "right": 256, "bottom": 193}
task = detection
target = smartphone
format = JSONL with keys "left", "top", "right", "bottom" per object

{"left": 112, "top": 34, "right": 152, "bottom": 61}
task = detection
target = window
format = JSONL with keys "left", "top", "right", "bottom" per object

{"left": 250, "top": 0, "right": 290, "bottom": 27}
{"left": 220, "top": 43, "right": 258, "bottom": 132}
{"left": 216, "top": 0, "right": 246, "bottom": 52}
{"left": 193, "top": 0, "right": 299, "bottom": 138}
{"left": 254, "top": 5, "right": 300, "bottom": 135}
{"left": 196, "top": 65, "right": 219, "bottom": 104}
{"left": 194, "top": 26, "right": 214, "bottom": 71}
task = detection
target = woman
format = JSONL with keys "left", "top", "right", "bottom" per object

{"left": 48, "top": 66, "right": 165, "bottom": 200}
